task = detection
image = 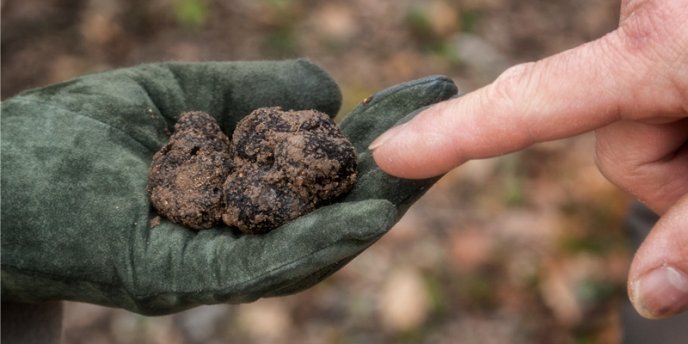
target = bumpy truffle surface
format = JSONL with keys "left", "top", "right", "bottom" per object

{"left": 147, "top": 107, "right": 358, "bottom": 234}
{"left": 223, "top": 107, "right": 358, "bottom": 234}
{"left": 148, "top": 111, "right": 233, "bottom": 229}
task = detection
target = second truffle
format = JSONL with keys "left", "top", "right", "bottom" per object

{"left": 223, "top": 107, "right": 358, "bottom": 234}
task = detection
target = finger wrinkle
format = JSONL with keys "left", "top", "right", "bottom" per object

{"left": 479, "top": 72, "right": 539, "bottom": 153}
{"left": 489, "top": 62, "right": 538, "bottom": 118}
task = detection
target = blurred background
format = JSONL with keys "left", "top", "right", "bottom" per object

{"left": 1, "top": 0, "right": 642, "bottom": 343}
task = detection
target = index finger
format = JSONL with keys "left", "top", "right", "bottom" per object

{"left": 370, "top": 4, "right": 688, "bottom": 178}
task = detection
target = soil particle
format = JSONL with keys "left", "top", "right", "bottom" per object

{"left": 148, "top": 215, "right": 161, "bottom": 228}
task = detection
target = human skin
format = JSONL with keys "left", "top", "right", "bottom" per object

{"left": 370, "top": 0, "right": 688, "bottom": 319}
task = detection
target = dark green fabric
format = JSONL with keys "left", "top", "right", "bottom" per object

{"left": 1, "top": 60, "right": 458, "bottom": 315}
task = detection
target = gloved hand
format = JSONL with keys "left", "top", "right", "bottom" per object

{"left": 1, "top": 60, "right": 458, "bottom": 315}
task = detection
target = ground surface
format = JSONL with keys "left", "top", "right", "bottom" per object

{"left": 2, "top": 1, "right": 644, "bottom": 343}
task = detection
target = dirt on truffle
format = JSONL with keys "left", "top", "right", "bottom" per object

{"left": 148, "top": 111, "right": 233, "bottom": 230}
{"left": 223, "top": 107, "right": 358, "bottom": 234}
{"left": 147, "top": 107, "right": 358, "bottom": 234}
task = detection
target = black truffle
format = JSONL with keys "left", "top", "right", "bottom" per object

{"left": 223, "top": 107, "right": 358, "bottom": 234}
{"left": 148, "top": 111, "right": 233, "bottom": 229}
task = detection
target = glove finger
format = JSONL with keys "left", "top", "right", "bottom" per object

{"left": 127, "top": 199, "right": 396, "bottom": 315}
{"left": 346, "top": 134, "right": 440, "bottom": 212}
{"left": 342, "top": 76, "right": 460, "bottom": 209}
{"left": 264, "top": 254, "right": 355, "bottom": 297}
{"left": 125, "top": 59, "right": 342, "bottom": 128}
{"left": 340, "top": 75, "right": 458, "bottom": 153}
{"left": 16, "top": 59, "right": 341, "bottom": 153}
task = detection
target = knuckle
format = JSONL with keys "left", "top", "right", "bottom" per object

{"left": 593, "top": 132, "right": 617, "bottom": 177}
{"left": 484, "top": 62, "right": 541, "bottom": 146}
{"left": 593, "top": 129, "right": 636, "bottom": 186}
{"left": 489, "top": 62, "right": 537, "bottom": 114}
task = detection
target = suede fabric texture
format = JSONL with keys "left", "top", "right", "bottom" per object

{"left": 1, "top": 60, "right": 458, "bottom": 315}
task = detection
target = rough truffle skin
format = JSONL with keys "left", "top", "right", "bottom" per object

{"left": 148, "top": 111, "right": 233, "bottom": 230}
{"left": 223, "top": 107, "right": 358, "bottom": 234}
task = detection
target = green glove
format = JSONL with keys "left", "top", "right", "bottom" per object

{"left": 1, "top": 60, "right": 458, "bottom": 315}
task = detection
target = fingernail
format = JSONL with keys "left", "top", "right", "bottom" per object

{"left": 631, "top": 265, "right": 688, "bottom": 318}
{"left": 368, "top": 123, "right": 407, "bottom": 151}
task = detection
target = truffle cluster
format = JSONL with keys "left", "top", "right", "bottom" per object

{"left": 148, "top": 108, "right": 357, "bottom": 234}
